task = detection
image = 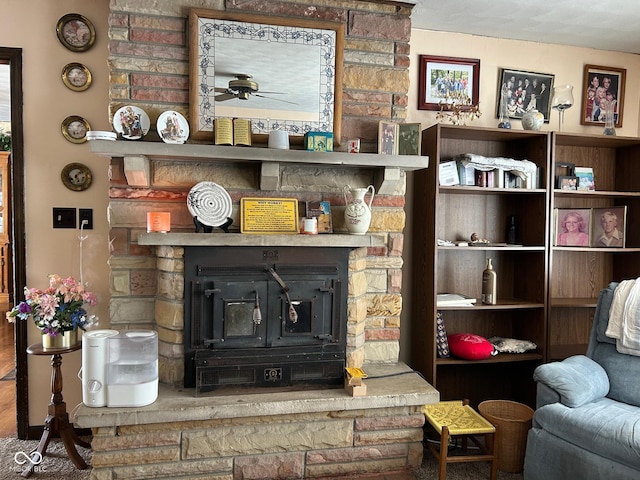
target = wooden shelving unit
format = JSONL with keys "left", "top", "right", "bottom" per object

{"left": 411, "top": 125, "right": 640, "bottom": 407}
{"left": 548, "top": 132, "right": 640, "bottom": 360}
{"left": 411, "top": 124, "right": 550, "bottom": 408}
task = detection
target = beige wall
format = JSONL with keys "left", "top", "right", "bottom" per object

{"left": 3, "top": 1, "right": 640, "bottom": 426}
{"left": 1, "top": 0, "right": 110, "bottom": 421}
{"left": 406, "top": 29, "right": 640, "bottom": 134}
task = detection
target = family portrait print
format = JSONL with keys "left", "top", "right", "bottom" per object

{"left": 555, "top": 208, "right": 591, "bottom": 247}
{"left": 418, "top": 55, "right": 480, "bottom": 111}
{"left": 592, "top": 207, "right": 626, "bottom": 248}
{"left": 581, "top": 64, "right": 626, "bottom": 128}
{"left": 497, "top": 68, "right": 555, "bottom": 121}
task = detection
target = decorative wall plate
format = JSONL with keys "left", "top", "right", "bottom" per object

{"left": 56, "top": 14, "right": 96, "bottom": 52}
{"left": 61, "top": 62, "right": 92, "bottom": 92}
{"left": 157, "top": 111, "right": 189, "bottom": 144}
{"left": 113, "top": 105, "right": 150, "bottom": 140}
{"left": 61, "top": 162, "right": 92, "bottom": 191}
{"left": 61, "top": 115, "right": 91, "bottom": 144}
{"left": 187, "top": 181, "right": 233, "bottom": 227}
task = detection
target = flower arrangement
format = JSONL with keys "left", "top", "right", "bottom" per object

{"left": 6, "top": 274, "right": 97, "bottom": 336}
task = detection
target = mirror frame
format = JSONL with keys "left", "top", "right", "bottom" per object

{"left": 188, "top": 9, "right": 344, "bottom": 144}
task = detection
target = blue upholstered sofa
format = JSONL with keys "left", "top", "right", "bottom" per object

{"left": 523, "top": 282, "right": 640, "bottom": 480}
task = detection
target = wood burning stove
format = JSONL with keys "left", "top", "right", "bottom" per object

{"left": 184, "top": 246, "right": 349, "bottom": 392}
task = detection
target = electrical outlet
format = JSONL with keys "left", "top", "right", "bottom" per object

{"left": 53, "top": 208, "right": 76, "bottom": 229}
{"left": 79, "top": 208, "right": 93, "bottom": 229}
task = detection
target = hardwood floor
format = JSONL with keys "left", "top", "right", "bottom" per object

{"left": 0, "top": 318, "right": 16, "bottom": 437}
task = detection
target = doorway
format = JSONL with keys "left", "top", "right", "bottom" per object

{"left": 0, "top": 47, "right": 27, "bottom": 439}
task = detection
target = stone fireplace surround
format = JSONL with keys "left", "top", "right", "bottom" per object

{"left": 74, "top": 141, "right": 437, "bottom": 479}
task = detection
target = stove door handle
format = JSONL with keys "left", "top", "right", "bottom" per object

{"left": 204, "top": 288, "right": 220, "bottom": 298}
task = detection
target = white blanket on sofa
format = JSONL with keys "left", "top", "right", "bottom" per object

{"left": 606, "top": 278, "right": 640, "bottom": 356}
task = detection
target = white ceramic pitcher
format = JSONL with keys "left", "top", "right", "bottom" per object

{"left": 343, "top": 185, "right": 375, "bottom": 235}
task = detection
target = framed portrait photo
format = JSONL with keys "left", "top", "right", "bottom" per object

{"left": 378, "top": 121, "right": 398, "bottom": 155}
{"left": 397, "top": 123, "right": 421, "bottom": 155}
{"left": 554, "top": 208, "right": 592, "bottom": 247}
{"left": 580, "top": 64, "right": 626, "bottom": 128}
{"left": 497, "top": 68, "right": 555, "bottom": 121}
{"left": 558, "top": 176, "right": 578, "bottom": 191}
{"left": 418, "top": 55, "right": 480, "bottom": 111}
{"left": 592, "top": 206, "right": 627, "bottom": 248}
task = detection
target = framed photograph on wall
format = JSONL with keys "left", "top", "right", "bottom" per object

{"left": 496, "top": 68, "right": 555, "bottom": 121}
{"left": 554, "top": 208, "right": 591, "bottom": 247}
{"left": 378, "top": 121, "right": 398, "bottom": 155}
{"left": 418, "top": 55, "right": 480, "bottom": 111}
{"left": 592, "top": 206, "right": 627, "bottom": 248}
{"left": 580, "top": 64, "right": 626, "bottom": 127}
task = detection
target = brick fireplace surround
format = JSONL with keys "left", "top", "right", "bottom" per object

{"left": 74, "top": 1, "right": 439, "bottom": 478}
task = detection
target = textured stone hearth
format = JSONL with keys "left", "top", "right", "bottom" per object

{"left": 75, "top": 363, "right": 437, "bottom": 479}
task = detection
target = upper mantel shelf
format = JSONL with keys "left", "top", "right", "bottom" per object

{"left": 89, "top": 140, "right": 429, "bottom": 171}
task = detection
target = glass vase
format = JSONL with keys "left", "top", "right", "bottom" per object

{"left": 603, "top": 99, "right": 616, "bottom": 135}
{"left": 42, "top": 329, "right": 79, "bottom": 350}
{"left": 551, "top": 85, "right": 574, "bottom": 132}
{"left": 497, "top": 85, "right": 511, "bottom": 129}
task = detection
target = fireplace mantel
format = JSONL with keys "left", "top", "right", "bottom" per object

{"left": 90, "top": 139, "right": 428, "bottom": 192}
{"left": 138, "top": 232, "right": 385, "bottom": 248}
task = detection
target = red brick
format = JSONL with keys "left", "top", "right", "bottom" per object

{"left": 130, "top": 74, "right": 189, "bottom": 89}
{"left": 131, "top": 87, "right": 188, "bottom": 103}
{"left": 355, "top": 414, "right": 424, "bottom": 431}
{"left": 389, "top": 234, "right": 404, "bottom": 257}
{"left": 108, "top": 13, "right": 129, "bottom": 28}
{"left": 349, "top": 12, "right": 411, "bottom": 42}
{"left": 365, "top": 328, "right": 400, "bottom": 341}
{"left": 130, "top": 15, "right": 185, "bottom": 31}
{"left": 109, "top": 40, "right": 188, "bottom": 60}
{"left": 130, "top": 28, "right": 185, "bottom": 46}
{"left": 228, "top": 0, "right": 347, "bottom": 22}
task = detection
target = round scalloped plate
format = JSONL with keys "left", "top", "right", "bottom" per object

{"left": 186, "top": 181, "right": 233, "bottom": 227}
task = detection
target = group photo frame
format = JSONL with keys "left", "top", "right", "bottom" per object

{"left": 580, "top": 64, "right": 626, "bottom": 128}
{"left": 417, "top": 55, "right": 480, "bottom": 111}
{"left": 496, "top": 68, "right": 555, "bottom": 121}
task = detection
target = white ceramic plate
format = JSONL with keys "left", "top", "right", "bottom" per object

{"left": 113, "top": 105, "right": 150, "bottom": 140}
{"left": 157, "top": 111, "right": 189, "bottom": 144}
{"left": 186, "top": 181, "right": 233, "bottom": 227}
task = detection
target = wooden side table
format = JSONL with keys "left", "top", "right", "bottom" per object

{"left": 23, "top": 342, "right": 91, "bottom": 478}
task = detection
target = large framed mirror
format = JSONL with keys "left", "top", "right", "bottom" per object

{"left": 189, "top": 9, "right": 344, "bottom": 144}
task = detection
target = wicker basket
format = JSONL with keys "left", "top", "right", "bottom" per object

{"left": 478, "top": 400, "right": 534, "bottom": 473}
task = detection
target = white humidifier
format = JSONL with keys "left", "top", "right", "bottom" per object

{"left": 82, "top": 329, "right": 119, "bottom": 407}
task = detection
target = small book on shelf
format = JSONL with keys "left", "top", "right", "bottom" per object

{"left": 436, "top": 293, "right": 477, "bottom": 306}
{"left": 214, "top": 118, "right": 252, "bottom": 146}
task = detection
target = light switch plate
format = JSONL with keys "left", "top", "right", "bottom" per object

{"left": 53, "top": 207, "right": 76, "bottom": 228}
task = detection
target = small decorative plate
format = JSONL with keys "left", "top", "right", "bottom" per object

{"left": 61, "top": 62, "right": 92, "bottom": 92}
{"left": 113, "top": 105, "right": 150, "bottom": 140}
{"left": 56, "top": 14, "right": 96, "bottom": 52}
{"left": 61, "top": 115, "right": 91, "bottom": 144}
{"left": 61, "top": 162, "right": 92, "bottom": 191}
{"left": 157, "top": 111, "right": 189, "bottom": 144}
{"left": 187, "top": 181, "right": 233, "bottom": 227}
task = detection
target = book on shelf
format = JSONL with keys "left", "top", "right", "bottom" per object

{"left": 437, "top": 293, "right": 477, "bottom": 306}
{"left": 214, "top": 117, "right": 252, "bottom": 146}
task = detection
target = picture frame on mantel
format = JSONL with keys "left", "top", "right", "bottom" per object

{"left": 418, "top": 55, "right": 480, "bottom": 111}
{"left": 580, "top": 64, "right": 626, "bottom": 128}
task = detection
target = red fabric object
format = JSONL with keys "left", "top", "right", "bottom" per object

{"left": 447, "top": 333, "right": 495, "bottom": 360}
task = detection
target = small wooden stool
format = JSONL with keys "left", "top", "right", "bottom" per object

{"left": 423, "top": 400, "right": 498, "bottom": 480}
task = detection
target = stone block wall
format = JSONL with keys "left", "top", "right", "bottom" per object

{"left": 90, "top": 405, "right": 425, "bottom": 479}
{"left": 106, "top": 0, "right": 414, "bottom": 378}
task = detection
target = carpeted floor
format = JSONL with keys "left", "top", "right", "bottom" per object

{"left": 0, "top": 436, "right": 525, "bottom": 479}
{"left": 0, "top": 436, "right": 91, "bottom": 480}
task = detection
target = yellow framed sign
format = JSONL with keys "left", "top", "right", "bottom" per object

{"left": 240, "top": 198, "right": 299, "bottom": 234}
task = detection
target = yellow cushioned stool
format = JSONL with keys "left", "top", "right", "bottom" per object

{"left": 423, "top": 400, "right": 498, "bottom": 480}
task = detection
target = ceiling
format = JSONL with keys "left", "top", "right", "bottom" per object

{"left": 411, "top": 0, "right": 640, "bottom": 55}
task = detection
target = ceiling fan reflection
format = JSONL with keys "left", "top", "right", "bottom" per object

{"left": 214, "top": 74, "right": 297, "bottom": 105}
